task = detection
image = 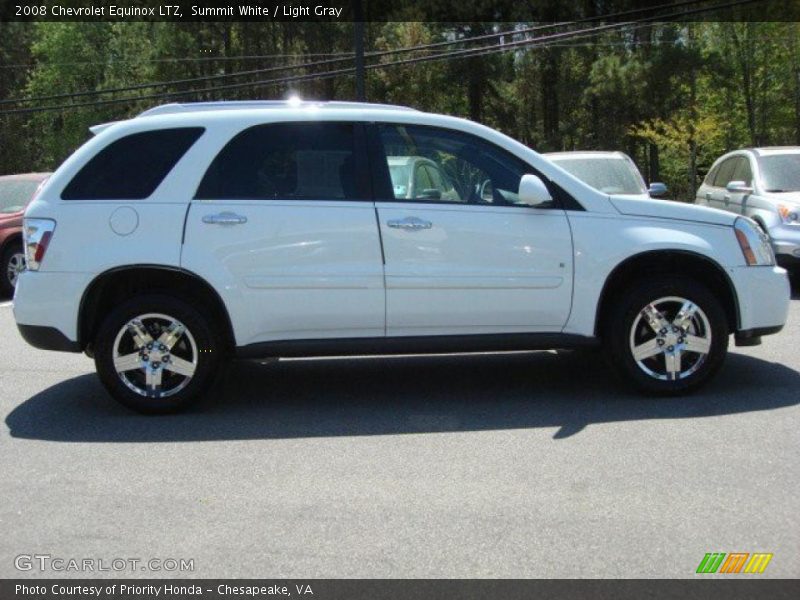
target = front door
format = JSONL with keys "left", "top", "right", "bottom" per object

{"left": 369, "top": 123, "right": 574, "bottom": 336}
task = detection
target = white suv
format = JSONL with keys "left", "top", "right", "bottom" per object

{"left": 14, "top": 101, "right": 791, "bottom": 413}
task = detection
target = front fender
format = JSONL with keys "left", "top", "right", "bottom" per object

{"left": 562, "top": 212, "right": 741, "bottom": 336}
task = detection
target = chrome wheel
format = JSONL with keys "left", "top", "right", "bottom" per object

{"left": 6, "top": 251, "right": 24, "bottom": 288}
{"left": 112, "top": 313, "right": 198, "bottom": 398}
{"left": 629, "top": 296, "right": 712, "bottom": 381}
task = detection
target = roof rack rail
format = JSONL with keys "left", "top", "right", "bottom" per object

{"left": 137, "top": 100, "right": 417, "bottom": 118}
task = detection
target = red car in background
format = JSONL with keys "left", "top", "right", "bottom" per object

{"left": 0, "top": 173, "right": 51, "bottom": 297}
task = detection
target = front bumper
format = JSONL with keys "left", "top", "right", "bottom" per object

{"left": 767, "top": 224, "right": 800, "bottom": 259}
{"left": 729, "top": 265, "right": 791, "bottom": 340}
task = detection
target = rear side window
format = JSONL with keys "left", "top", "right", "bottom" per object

{"left": 61, "top": 128, "right": 204, "bottom": 200}
{"left": 196, "top": 122, "right": 364, "bottom": 200}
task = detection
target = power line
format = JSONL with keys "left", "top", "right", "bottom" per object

{"left": 0, "top": 52, "right": 359, "bottom": 69}
{"left": 0, "top": 0, "right": 715, "bottom": 107}
{"left": 0, "top": 0, "right": 765, "bottom": 117}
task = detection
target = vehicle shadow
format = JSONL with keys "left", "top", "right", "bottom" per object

{"left": 6, "top": 349, "right": 799, "bottom": 443}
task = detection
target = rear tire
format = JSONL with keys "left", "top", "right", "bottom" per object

{"left": 603, "top": 277, "right": 729, "bottom": 395}
{"left": 94, "top": 294, "right": 223, "bottom": 414}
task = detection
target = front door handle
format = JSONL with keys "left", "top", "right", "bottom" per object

{"left": 723, "top": 195, "right": 731, "bottom": 205}
{"left": 387, "top": 216, "right": 433, "bottom": 231}
{"left": 202, "top": 212, "right": 248, "bottom": 225}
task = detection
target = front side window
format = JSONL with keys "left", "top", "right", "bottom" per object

{"left": 196, "top": 122, "right": 363, "bottom": 200}
{"left": 375, "top": 124, "right": 531, "bottom": 206}
{"left": 62, "top": 128, "right": 204, "bottom": 200}
{"left": 712, "top": 157, "right": 740, "bottom": 188}
{"left": 732, "top": 157, "right": 754, "bottom": 186}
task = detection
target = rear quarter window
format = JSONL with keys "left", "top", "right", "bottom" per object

{"left": 61, "top": 128, "right": 204, "bottom": 200}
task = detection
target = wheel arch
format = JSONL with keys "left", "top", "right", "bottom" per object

{"left": 78, "top": 265, "right": 235, "bottom": 353}
{"left": 594, "top": 250, "right": 740, "bottom": 338}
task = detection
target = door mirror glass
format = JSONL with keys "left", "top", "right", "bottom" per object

{"left": 519, "top": 174, "right": 553, "bottom": 207}
{"left": 726, "top": 180, "right": 753, "bottom": 194}
{"left": 648, "top": 182, "right": 668, "bottom": 197}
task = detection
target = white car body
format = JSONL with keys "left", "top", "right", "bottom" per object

{"left": 12, "top": 101, "right": 791, "bottom": 411}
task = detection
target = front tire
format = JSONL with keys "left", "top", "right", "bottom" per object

{"left": 94, "top": 294, "right": 222, "bottom": 414}
{"left": 603, "top": 277, "right": 729, "bottom": 395}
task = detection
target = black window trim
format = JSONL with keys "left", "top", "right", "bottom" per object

{"left": 193, "top": 121, "right": 372, "bottom": 202}
{"left": 364, "top": 121, "right": 585, "bottom": 211}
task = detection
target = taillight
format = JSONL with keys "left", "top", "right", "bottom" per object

{"left": 23, "top": 218, "right": 56, "bottom": 271}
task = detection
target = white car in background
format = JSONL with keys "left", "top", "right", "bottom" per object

{"left": 13, "top": 101, "right": 790, "bottom": 413}
{"left": 695, "top": 147, "right": 800, "bottom": 274}
{"left": 545, "top": 151, "right": 668, "bottom": 200}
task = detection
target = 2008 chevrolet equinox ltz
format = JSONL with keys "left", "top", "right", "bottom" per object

{"left": 13, "top": 101, "right": 791, "bottom": 413}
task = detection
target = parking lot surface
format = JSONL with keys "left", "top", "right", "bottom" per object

{"left": 0, "top": 286, "right": 798, "bottom": 578}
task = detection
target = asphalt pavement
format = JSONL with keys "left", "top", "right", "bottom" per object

{"left": 0, "top": 284, "right": 798, "bottom": 578}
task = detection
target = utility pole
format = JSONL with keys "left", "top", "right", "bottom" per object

{"left": 353, "top": 0, "right": 366, "bottom": 101}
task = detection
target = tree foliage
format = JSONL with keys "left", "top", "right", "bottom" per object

{"left": 0, "top": 20, "right": 798, "bottom": 201}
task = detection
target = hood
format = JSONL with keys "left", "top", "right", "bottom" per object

{"left": 610, "top": 196, "right": 736, "bottom": 227}
{"left": 765, "top": 191, "right": 800, "bottom": 205}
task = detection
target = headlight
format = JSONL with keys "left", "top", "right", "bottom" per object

{"left": 778, "top": 204, "right": 800, "bottom": 225}
{"left": 734, "top": 217, "right": 774, "bottom": 266}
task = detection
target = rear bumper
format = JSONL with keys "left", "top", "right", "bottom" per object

{"left": 13, "top": 270, "right": 90, "bottom": 350}
{"left": 729, "top": 265, "right": 790, "bottom": 335}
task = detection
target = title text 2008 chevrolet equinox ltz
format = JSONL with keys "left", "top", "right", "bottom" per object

{"left": 13, "top": 101, "right": 791, "bottom": 413}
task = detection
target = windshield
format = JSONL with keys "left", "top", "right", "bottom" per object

{"left": 552, "top": 157, "right": 647, "bottom": 195}
{"left": 0, "top": 180, "right": 40, "bottom": 214}
{"left": 758, "top": 154, "right": 800, "bottom": 192}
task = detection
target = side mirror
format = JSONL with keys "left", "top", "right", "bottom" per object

{"left": 726, "top": 180, "right": 752, "bottom": 194}
{"left": 519, "top": 174, "right": 553, "bottom": 207}
{"left": 648, "top": 182, "right": 668, "bottom": 197}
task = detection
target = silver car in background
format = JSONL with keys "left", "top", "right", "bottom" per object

{"left": 544, "top": 151, "right": 668, "bottom": 200}
{"left": 695, "top": 147, "right": 800, "bottom": 273}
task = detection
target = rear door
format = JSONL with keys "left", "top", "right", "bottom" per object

{"left": 181, "top": 121, "right": 385, "bottom": 348}
{"left": 369, "top": 123, "right": 574, "bottom": 337}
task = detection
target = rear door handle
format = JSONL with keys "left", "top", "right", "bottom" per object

{"left": 202, "top": 212, "right": 248, "bottom": 225}
{"left": 387, "top": 216, "right": 433, "bottom": 231}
